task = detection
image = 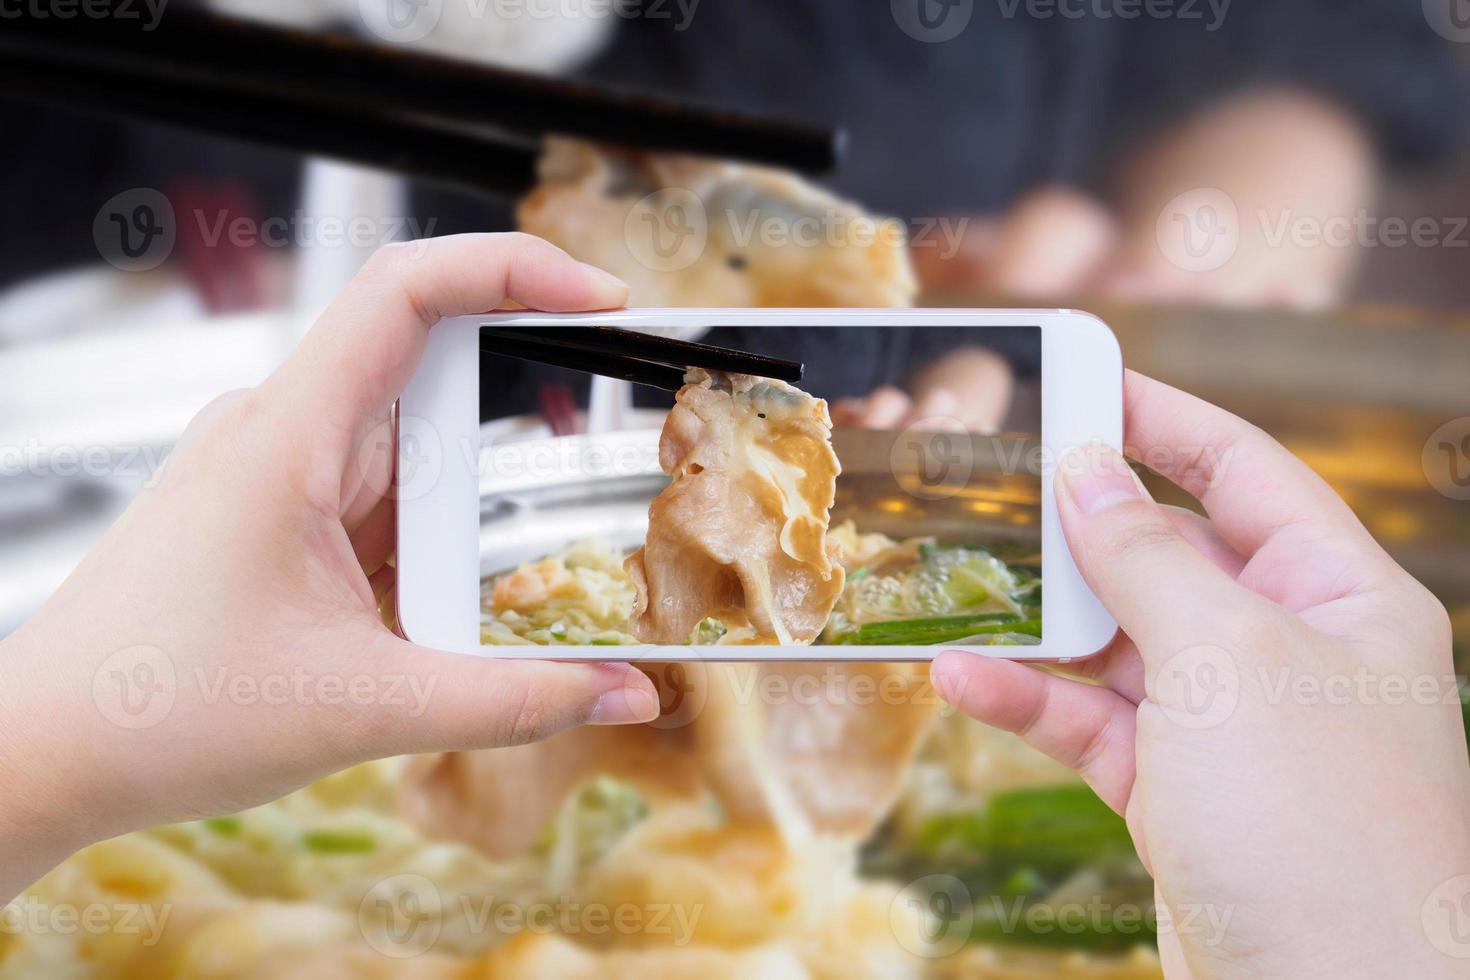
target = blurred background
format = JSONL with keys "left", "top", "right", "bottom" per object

{"left": 14, "top": 0, "right": 1469, "bottom": 660}
{"left": 3, "top": 1, "right": 1470, "bottom": 975}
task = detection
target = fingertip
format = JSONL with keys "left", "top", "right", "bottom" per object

{"left": 1055, "top": 442, "right": 1149, "bottom": 517}
{"left": 930, "top": 649, "right": 1016, "bottom": 721}
{"left": 588, "top": 676, "right": 660, "bottom": 726}
{"left": 574, "top": 261, "right": 630, "bottom": 305}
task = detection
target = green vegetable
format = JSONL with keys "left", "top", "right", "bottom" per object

{"left": 916, "top": 786, "right": 1134, "bottom": 876}
{"left": 967, "top": 902, "right": 1156, "bottom": 953}
{"left": 864, "top": 786, "right": 1151, "bottom": 953}
{"left": 301, "top": 830, "right": 377, "bottom": 854}
{"left": 942, "top": 565, "right": 992, "bottom": 607}
{"left": 202, "top": 816, "right": 241, "bottom": 837}
{"left": 834, "top": 615, "right": 1038, "bottom": 646}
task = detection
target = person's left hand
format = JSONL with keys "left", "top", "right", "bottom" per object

{"left": 0, "top": 234, "right": 661, "bottom": 902}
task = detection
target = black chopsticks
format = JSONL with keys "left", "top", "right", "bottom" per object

{"left": 481, "top": 326, "right": 804, "bottom": 392}
{"left": 0, "top": 54, "right": 541, "bottom": 199}
{"left": 0, "top": 4, "right": 844, "bottom": 197}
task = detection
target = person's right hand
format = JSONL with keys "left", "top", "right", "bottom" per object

{"left": 932, "top": 371, "right": 1470, "bottom": 978}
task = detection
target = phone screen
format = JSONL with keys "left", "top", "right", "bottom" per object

{"left": 476, "top": 324, "right": 1042, "bottom": 650}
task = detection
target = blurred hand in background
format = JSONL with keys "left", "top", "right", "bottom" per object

{"left": 914, "top": 90, "right": 1375, "bottom": 311}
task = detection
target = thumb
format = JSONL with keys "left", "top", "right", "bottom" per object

{"left": 1055, "top": 443, "right": 1259, "bottom": 659}
{"left": 343, "top": 634, "right": 660, "bottom": 760}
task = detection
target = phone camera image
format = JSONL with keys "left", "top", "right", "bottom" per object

{"left": 474, "top": 324, "right": 1043, "bottom": 651}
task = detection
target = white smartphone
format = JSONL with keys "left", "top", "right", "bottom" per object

{"left": 396, "top": 309, "right": 1121, "bottom": 662}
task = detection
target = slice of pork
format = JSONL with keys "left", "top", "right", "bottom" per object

{"left": 625, "top": 369, "right": 845, "bottom": 646}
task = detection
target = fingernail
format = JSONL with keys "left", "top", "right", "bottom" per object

{"left": 589, "top": 681, "right": 659, "bottom": 726}
{"left": 1059, "top": 442, "right": 1146, "bottom": 514}
{"left": 578, "top": 261, "right": 629, "bottom": 295}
